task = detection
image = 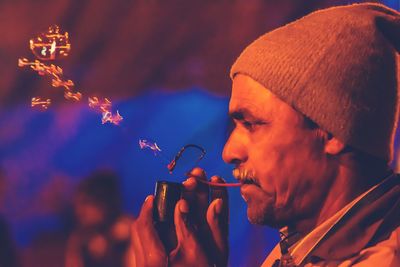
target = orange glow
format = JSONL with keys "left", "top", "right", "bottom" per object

{"left": 138, "top": 139, "right": 162, "bottom": 154}
{"left": 18, "top": 56, "right": 82, "bottom": 103}
{"left": 88, "top": 97, "right": 123, "bottom": 125}
{"left": 31, "top": 97, "right": 51, "bottom": 110}
{"left": 18, "top": 26, "right": 123, "bottom": 125}
{"left": 29, "top": 25, "right": 71, "bottom": 61}
{"left": 64, "top": 91, "right": 82, "bottom": 102}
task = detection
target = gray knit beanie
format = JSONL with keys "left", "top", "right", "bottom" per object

{"left": 230, "top": 3, "right": 400, "bottom": 162}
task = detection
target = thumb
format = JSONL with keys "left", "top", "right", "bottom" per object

{"left": 174, "top": 199, "right": 194, "bottom": 244}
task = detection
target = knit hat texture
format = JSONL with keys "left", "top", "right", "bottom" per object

{"left": 230, "top": 3, "right": 400, "bottom": 162}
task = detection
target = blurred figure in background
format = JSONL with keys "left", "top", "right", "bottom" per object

{"left": 65, "top": 171, "right": 133, "bottom": 267}
{"left": 0, "top": 217, "right": 19, "bottom": 267}
{"left": 0, "top": 168, "right": 20, "bottom": 267}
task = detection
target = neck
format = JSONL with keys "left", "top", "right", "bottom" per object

{"left": 292, "top": 157, "right": 390, "bottom": 236}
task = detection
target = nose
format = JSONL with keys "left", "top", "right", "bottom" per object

{"left": 222, "top": 131, "right": 247, "bottom": 165}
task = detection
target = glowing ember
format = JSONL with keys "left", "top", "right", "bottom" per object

{"left": 18, "top": 26, "right": 81, "bottom": 103}
{"left": 18, "top": 58, "right": 82, "bottom": 102}
{"left": 138, "top": 139, "right": 162, "bottom": 155}
{"left": 18, "top": 25, "right": 123, "bottom": 125}
{"left": 31, "top": 97, "right": 51, "bottom": 110}
{"left": 29, "top": 25, "right": 70, "bottom": 61}
{"left": 64, "top": 90, "right": 82, "bottom": 102}
{"left": 88, "top": 97, "right": 123, "bottom": 125}
{"left": 101, "top": 110, "right": 123, "bottom": 125}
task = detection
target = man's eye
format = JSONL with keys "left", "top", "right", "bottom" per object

{"left": 242, "top": 120, "right": 267, "bottom": 131}
{"left": 242, "top": 121, "right": 265, "bottom": 131}
{"left": 243, "top": 121, "right": 254, "bottom": 129}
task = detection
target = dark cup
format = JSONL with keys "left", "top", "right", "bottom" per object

{"left": 153, "top": 181, "right": 182, "bottom": 253}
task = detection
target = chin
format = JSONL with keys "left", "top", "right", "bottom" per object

{"left": 247, "top": 213, "right": 267, "bottom": 225}
{"left": 247, "top": 204, "right": 274, "bottom": 226}
{"left": 246, "top": 203, "right": 288, "bottom": 228}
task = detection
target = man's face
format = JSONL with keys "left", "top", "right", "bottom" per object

{"left": 223, "top": 74, "right": 334, "bottom": 227}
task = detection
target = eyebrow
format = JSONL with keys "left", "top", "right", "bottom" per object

{"left": 229, "top": 108, "right": 258, "bottom": 121}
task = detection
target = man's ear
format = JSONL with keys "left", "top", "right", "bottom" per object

{"left": 324, "top": 134, "right": 346, "bottom": 155}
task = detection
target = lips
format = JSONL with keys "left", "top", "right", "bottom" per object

{"left": 240, "top": 182, "right": 263, "bottom": 203}
{"left": 232, "top": 168, "right": 258, "bottom": 186}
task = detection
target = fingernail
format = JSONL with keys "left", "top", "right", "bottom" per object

{"left": 211, "top": 176, "right": 220, "bottom": 182}
{"left": 191, "top": 167, "right": 205, "bottom": 176}
{"left": 179, "top": 200, "right": 189, "bottom": 214}
{"left": 185, "top": 168, "right": 196, "bottom": 177}
{"left": 183, "top": 177, "right": 197, "bottom": 190}
{"left": 214, "top": 198, "right": 223, "bottom": 215}
{"left": 143, "top": 195, "right": 153, "bottom": 209}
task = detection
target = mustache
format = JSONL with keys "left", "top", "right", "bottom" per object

{"left": 232, "top": 168, "right": 257, "bottom": 184}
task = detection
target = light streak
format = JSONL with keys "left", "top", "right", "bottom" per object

{"left": 18, "top": 25, "right": 123, "bottom": 125}
{"left": 88, "top": 97, "right": 123, "bottom": 125}
{"left": 31, "top": 97, "right": 51, "bottom": 110}
{"left": 138, "top": 139, "right": 162, "bottom": 155}
{"left": 29, "top": 25, "right": 70, "bottom": 61}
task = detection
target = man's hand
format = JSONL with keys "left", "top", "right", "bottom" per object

{"left": 129, "top": 195, "right": 168, "bottom": 267}
{"left": 129, "top": 167, "right": 229, "bottom": 267}
{"left": 177, "top": 167, "right": 229, "bottom": 267}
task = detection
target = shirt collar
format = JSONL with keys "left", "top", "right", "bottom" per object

{"left": 289, "top": 172, "right": 399, "bottom": 266}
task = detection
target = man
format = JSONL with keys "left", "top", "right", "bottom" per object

{"left": 65, "top": 171, "right": 133, "bottom": 267}
{"left": 130, "top": 3, "right": 400, "bottom": 266}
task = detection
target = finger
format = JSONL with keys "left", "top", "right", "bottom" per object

{"left": 182, "top": 167, "right": 209, "bottom": 221}
{"left": 185, "top": 167, "right": 208, "bottom": 192}
{"left": 133, "top": 196, "right": 158, "bottom": 245}
{"left": 182, "top": 177, "right": 197, "bottom": 191}
{"left": 132, "top": 196, "right": 165, "bottom": 263}
{"left": 210, "top": 176, "right": 229, "bottom": 232}
{"left": 208, "top": 176, "right": 229, "bottom": 266}
{"left": 210, "top": 175, "right": 228, "bottom": 202}
{"left": 206, "top": 198, "right": 229, "bottom": 267}
{"left": 170, "top": 199, "right": 211, "bottom": 266}
{"left": 187, "top": 167, "right": 206, "bottom": 178}
{"left": 174, "top": 199, "right": 193, "bottom": 242}
{"left": 136, "top": 195, "right": 157, "bottom": 228}
{"left": 206, "top": 198, "right": 228, "bottom": 250}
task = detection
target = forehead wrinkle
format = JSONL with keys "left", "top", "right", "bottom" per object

{"left": 229, "top": 94, "right": 274, "bottom": 119}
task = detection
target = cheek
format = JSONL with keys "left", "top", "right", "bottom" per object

{"left": 249, "top": 130, "right": 295, "bottom": 179}
{"left": 250, "top": 130, "right": 326, "bottom": 208}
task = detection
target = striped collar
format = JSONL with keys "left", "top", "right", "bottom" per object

{"left": 289, "top": 172, "right": 399, "bottom": 265}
